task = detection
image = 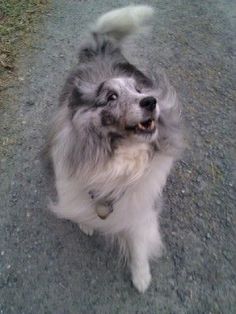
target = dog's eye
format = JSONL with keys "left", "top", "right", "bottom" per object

{"left": 107, "top": 93, "right": 118, "bottom": 101}
{"left": 135, "top": 87, "right": 142, "bottom": 93}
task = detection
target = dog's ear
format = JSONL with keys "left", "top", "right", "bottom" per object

{"left": 67, "top": 77, "right": 98, "bottom": 115}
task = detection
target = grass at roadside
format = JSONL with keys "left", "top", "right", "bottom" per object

{"left": 0, "top": 0, "right": 49, "bottom": 90}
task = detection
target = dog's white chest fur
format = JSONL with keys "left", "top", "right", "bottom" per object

{"left": 95, "top": 142, "right": 151, "bottom": 188}
{"left": 52, "top": 141, "right": 173, "bottom": 231}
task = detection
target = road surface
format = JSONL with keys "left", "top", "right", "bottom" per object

{"left": 0, "top": 0, "right": 235, "bottom": 313}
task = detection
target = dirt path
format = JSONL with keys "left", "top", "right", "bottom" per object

{"left": 0, "top": 1, "right": 235, "bottom": 313}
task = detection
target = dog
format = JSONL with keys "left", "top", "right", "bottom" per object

{"left": 45, "top": 5, "right": 183, "bottom": 292}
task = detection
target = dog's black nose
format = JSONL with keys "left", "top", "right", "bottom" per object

{"left": 139, "top": 97, "right": 156, "bottom": 111}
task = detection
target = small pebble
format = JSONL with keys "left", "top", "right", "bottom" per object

{"left": 26, "top": 100, "right": 35, "bottom": 106}
{"left": 169, "top": 279, "right": 175, "bottom": 288}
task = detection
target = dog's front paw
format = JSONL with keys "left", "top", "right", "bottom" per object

{"left": 131, "top": 266, "right": 151, "bottom": 293}
{"left": 79, "top": 223, "right": 94, "bottom": 236}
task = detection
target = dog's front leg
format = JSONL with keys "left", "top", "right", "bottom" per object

{"left": 129, "top": 238, "right": 151, "bottom": 293}
{"left": 125, "top": 214, "right": 161, "bottom": 293}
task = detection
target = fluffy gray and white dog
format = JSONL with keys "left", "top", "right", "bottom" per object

{"left": 46, "top": 5, "right": 183, "bottom": 292}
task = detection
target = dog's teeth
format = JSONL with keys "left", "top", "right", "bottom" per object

{"left": 138, "top": 123, "right": 146, "bottom": 130}
{"left": 135, "top": 120, "right": 155, "bottom": 132}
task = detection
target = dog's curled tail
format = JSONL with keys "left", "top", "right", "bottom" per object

{"left": 79, "top": 6, "right": 153, "bottom": 62}
{"left": 92, "top": 5, "right": 154, "bottom": 41}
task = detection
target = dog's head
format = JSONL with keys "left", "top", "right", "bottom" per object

{"left": 66, "top": 64, "right": 160, "bottom": 146}
{"left": 97, "top": 77, "right": 159, "bottom": 139}
{"left": 54, "top": 62, "right": 182, "bottom": 170}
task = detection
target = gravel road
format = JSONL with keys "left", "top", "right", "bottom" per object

{"left": 0, "top": 0, "right": 235, "bottom": 313}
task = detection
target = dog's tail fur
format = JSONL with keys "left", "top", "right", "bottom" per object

{"left": 79, "top": 5, "right": 153, "bottom": 62}
{"left": 93, "top": 5, "right": 154, "bottom": 40}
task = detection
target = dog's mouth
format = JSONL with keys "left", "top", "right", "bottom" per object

{"left": 126, "top": 119, "right": 156, "bottom": 134}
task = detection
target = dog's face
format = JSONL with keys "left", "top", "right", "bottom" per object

{"left": 72, "top": 76, "right": 160, "bottom": 143}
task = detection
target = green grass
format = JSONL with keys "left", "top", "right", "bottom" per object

{"left": 0, "top": 0, "right": 49, "bottom": 88}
